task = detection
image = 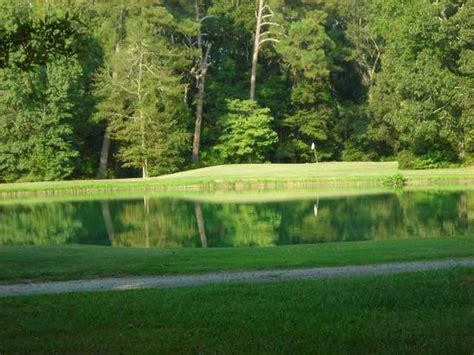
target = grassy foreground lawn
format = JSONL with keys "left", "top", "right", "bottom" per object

{"left": 1, "top": 267, "right": 472, "bottom": 353}
{"left": 1, "top": 237, "right": 472, "bottom": 283}
{"left": 0, "top": 162, "right": 473, "bottom": 195}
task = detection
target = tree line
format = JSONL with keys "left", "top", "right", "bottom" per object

{"left": 0, "top": 0, "right": 472, "bottom": 181}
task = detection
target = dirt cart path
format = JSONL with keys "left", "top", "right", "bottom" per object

{"left": 1, "top": 258, "right": 473, "bottom": 297}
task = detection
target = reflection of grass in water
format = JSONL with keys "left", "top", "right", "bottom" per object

{"left": 0, "top": 186, "right": 397, "bottom": 206}
{"left": 0, "top": 237, "right": 472, "bottom": 283}
{"left": 1, "top": 185, "right": 473, "bottom": 206}
{"left": 0, "top": 268, "right": 472, "bottom": 353}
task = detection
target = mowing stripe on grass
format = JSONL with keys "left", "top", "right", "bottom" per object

{"left": 1, "top": 258, "right": 473, "bottom": 297}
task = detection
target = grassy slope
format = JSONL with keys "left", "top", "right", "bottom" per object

{"left": 1, "top": 237, "right": 472, "bottom": 283}
{"left": 1, "top": 267, "right": 472, "bottom": 353}
{"left": 0, "top": 162, "right": 473, "bottom": 195}
{"left": 164, "top": 162, "right": 474, "bottom": 182}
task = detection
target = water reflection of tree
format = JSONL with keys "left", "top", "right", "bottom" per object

{"left": 194, "top": 202, "right": 208, "bottom": 248}
{"left": 396, "top": 191, "right": 470, "bottom": 239}
{"left": 101, "top": 201, "right": 115, "bottom": 242}
{"left": 202, "top": 204, "right": 282, "bottom": 247}
{"left": 277, "top": 201, "right": 343, "bottom": 244}
{"left": 1, "top": 191, "right": 471, "bottom": 248}
{"left": 0, "top": 203, "right": 83, "bottom": 245}
{"left": 111, "top": 199, "right": 213, "bottom": 248}
{"left": 468, "top": 193, "right": 474, "bottom": 234}
{"left": 111, "top": 199, "right": 198, "bottom": 248}
{"left": 277, "top": 192, "right": 471, "bottom": 244}
{"left": 109, "top": 202, "right": 282, "bottom": 248}
{"left": 0, "top": 201, "right": 114, "bottom": 246}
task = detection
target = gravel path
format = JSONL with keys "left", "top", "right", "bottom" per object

{"left": 1, "top": 258, "right": 473, "bottom": 297}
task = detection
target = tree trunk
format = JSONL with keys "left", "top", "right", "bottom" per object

{"left": 137, "top": 46, "right": 147, "bottom": 178}
{"left": 97, "top": 133, "right": 110, "bottom": 179}
{"left": 97, "top": 8, "right": 127, "bottom": 179}
{"left": 194, "top": 202, "right": 208, "bottom": 248}
{"left": 250, "top": 0, "right": 264, "bottom": 101}
{"left": 141, "top": 119, "right": 148, "bottom": 178}
{"left": 192, "top": 77, "right": 205, "bottom": 163}
{"left": 140, "top": 110, "right": 147, "bottom": 178}
{"left": 191, "top": 1, "right": 212, "bottom": 163}
{"left": 141, "top": 115, "right": 148, "bottom": 178}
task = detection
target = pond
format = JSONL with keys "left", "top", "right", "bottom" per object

{"left": 0, "top": 188, "right": 472, "bottom": 248}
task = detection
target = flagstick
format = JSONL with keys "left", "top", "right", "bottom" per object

{"left": 311, "top": 142, "right": 318, "bottom": 163}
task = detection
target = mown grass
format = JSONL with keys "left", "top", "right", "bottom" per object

{"left": 0, "top": 162, "right": 472, "bottom": 195}
{"left": 1, "top": 237, "right": 472, "bottom": 284}
{"left": 0, "top": 267, "right": 472, "bottom": 353}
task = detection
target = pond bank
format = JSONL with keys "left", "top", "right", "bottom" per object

{"left": 0, "top": 162, "right": 473, "bottom": 197}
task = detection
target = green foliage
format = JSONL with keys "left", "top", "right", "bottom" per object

{"left": 277, "top": 10, "right": 340, "bottom": 162}
{"left": 93, "top": 7, "right": 191, "bottom": 177}
{"left": 397, "top": 151, "right": 417, "bottom": 170}
{"left": 341, "top": 144, "right": 374, "bottom": 162}
{"left": 212, "top": 100, "right": 278, "bottom": 163}
{"left": 398, "top": 150, "right": 456, "bottom": 170}
{"left": 0, "top": 4, "right": 92, "bottom": 182}
{"left": 0, "top": 1, "right": 105, "bottom": 182}
{"left": 367, "top": 0, "right": 473, "bottom": 163}
{"left": 0, "top": 0, "right": 473, "bottom": 181}
{"left": 383, "top": 173, "right": 406, "bottom": 188}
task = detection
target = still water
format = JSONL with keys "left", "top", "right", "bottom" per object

{"left": 0, "top": 189, "right": 472, "bottom": 248}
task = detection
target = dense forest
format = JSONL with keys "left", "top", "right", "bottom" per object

{"left": 0, "top": 0, "right": 472, "bottom": 181}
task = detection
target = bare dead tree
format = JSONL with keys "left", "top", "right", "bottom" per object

{"left": 191, "top": 0, "right": 214, "bottom": 163}
{"left": 353, "top": 17, "right": 381, "bottom": 90}
{"left": 249, "top": 0, "right": 279, "bottom": 101}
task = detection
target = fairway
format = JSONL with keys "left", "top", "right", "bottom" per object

{"left": 163, "top": 162, "right": 398, "bottom": 180}
{"left": 0, "top": 162, "right": 473, "bottom": 195}
{"left": 164, "top": 162, "right": 474, "bottom": 181}
{"left": 1, "top": 268, "right": 472, "bottom": 353}
{"left": 1, "top": 237, "right": 472, "bottom": 284}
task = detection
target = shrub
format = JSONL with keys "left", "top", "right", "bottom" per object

{"left": 397, "top": 151, "right": 416, "bottom": 169}
{"left": 383, "top": 173, "right": 406, "bottom": 188}
{"left": 398, "top": 151, "right": 456, "bottom": 170}
{"left": 212, "top": 100, "right": 278, "bottom": 163}
{"left": 341, "top": 145, "right": 375, "bottom": 162}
